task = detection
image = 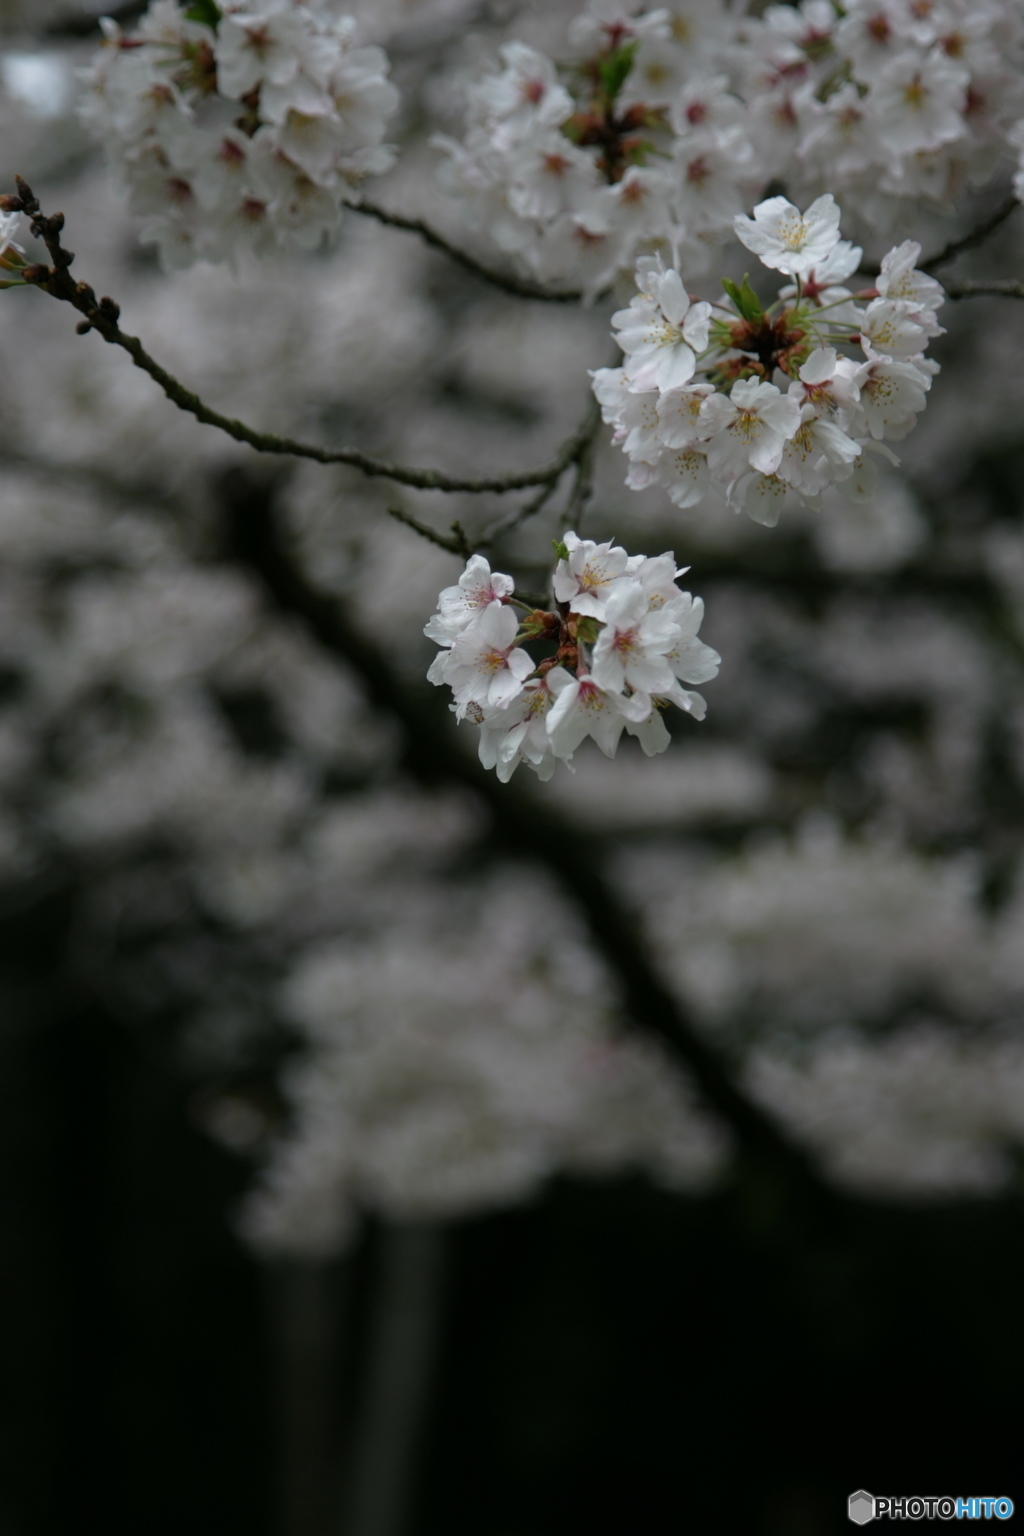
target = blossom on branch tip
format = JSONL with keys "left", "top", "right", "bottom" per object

{"left": 425, "top": 537, "right": 716, "bottom": 781}
{"left": 594, "top": 194, "right": 944, "bottom": 526}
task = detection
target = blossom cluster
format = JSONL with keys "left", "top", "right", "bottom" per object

{"left": 424, "top": 537, "right": 720, "bottom": 781}
{"left": 592, "top": 193, "right": 945, "bottom": 525}
{"left": 79, "top": 0, "right": 399, "bottom": 267}
{"left": 434, "top": 0, "right": 1024, "bottom": 292}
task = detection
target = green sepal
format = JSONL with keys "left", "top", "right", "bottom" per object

{"left": 552, "top": 539, "right": 570, "bottom": 562}
{"left": 184, "top": 0, "right": 222, "bottom": 28}
{"left": 721, "top": 274, "right": 763, "bottom": 323}
{"left": 597, "top": 40, "right": 637, "bottom": 103}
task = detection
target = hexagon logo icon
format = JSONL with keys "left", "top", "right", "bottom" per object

{"left": 848, "top": 1490, "right": 875, "bottom": 1525}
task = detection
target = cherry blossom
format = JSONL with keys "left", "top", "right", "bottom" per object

{"left": 733, "top": 193, "right": 842, "bottom": 278}
{"left": 425, "top": 538, "right": 716, "bottom": 779}
{"left": 613, "top": 258, "right": 713, "bottom": 393}
{"left": 594, "top": 194, "right": 945, "bottom": 526}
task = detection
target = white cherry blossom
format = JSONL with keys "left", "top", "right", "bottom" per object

{"left": 613, "top": 259, "right": 712, "bottom": 393}
{"left": 553, "top": 533, "right": 636, "bottom": 621}
{"left": 698, "top": 379, "right": 802, "bottom": 484}
{"left": 590, "top": 581, "right": 681, "bottom": 697}
{"left": 734, "top": 193, "right": 842, "bottom": 278}
{"left": 424, "top": 555, "right": 515, "bottom": 644}
{"left": 429, "top": 600, "right": 533, "bottom": 716}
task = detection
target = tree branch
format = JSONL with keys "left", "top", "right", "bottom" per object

{"left": 352, "top": 200, "right": 585, "bottom": 304}
{"left": 5, "top": 179, "right": 598, "bottom": 497}
{"left": 943, "top": 279, "right": 1024, "bottom": 301}
{"left": 919, "top": 194, "right": 1020, "bottom": 273}
{"left": 857, "top": 194, "right": 1020, "bottom": 280}
{"left": 221, "top": 467, "right": 836, "bottom": 1215}
{"left": 387, "top": 506, "right": 471, "bottom": 556}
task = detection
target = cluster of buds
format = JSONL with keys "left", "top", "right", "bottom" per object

{"left": 79, "top": 0, "right": 399, "bottom": 267}
{"left": 593, "top": 192, "right": 945, "bottom": 525}
{"left": 425, "top": 536, "right": 719, "bottom": 783}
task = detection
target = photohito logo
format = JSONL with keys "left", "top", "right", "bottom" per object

{"left": 849, "top": 1493, "right": 1015, "bottom": 1523}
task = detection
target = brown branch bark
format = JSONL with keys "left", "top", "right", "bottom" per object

{"left": 352, "top": 200, "right": 586, "bottom": 304}
{"left": 6, "top": 179, "right": 599, "bottom": 497}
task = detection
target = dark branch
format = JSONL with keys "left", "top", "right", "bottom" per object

{"left": 5, "top": 179, "right": 599, "bottom": 497}
{"left": 387, "top": 506, "right": 471, "bottom": 556}
{"left": 919, "top": 194, "right": 1020, "bottom": 273}
{"left": 859, "top": 195, "right": 1020, "bottom": 280}
{"left": 943, "top": 278, "right": 1024, "bottom": 301}
{"left": 353, "top": 200, "right": 586, "bottom": 304}
{"left": 222, "top": 467, "right": 835, "bottom": 1215}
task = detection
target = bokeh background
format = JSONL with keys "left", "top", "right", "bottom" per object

{"left": 2, "top": 2, "right": 1024, "bottom": 1533}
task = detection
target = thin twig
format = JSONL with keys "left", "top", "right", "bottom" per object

{"left": 353, "top": 200, "right": 585, "bottom": 304}
{"left": 5, "top": 179, "right": 598, "bottom": 497}
{"left": 387, "top": 507, "right": 471, "bottom": 556}
{"left": 560, "top": 413, "right": 599, "bottom": 535}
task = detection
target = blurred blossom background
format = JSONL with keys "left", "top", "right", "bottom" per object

{"left": 2, "top": 1, "right": 1024, "bottom": 1533}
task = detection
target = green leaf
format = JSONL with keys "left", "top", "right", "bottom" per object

{"left": 597, "top": 40, "right": 637, "bottom": 103}
{"left": 721, "top": 274, "right": 763, "bottom": 323}
{"left": 575, "top": 616, "right": 600, "bottom": 645}
{"left": 184, "top": 0, "right": 222, "bottom": 28}
{"left": 552, "top": 539, "right": 570, "bottom": 562}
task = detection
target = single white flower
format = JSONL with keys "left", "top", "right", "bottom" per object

{"left": 778, "top": 409, "right": 862, "bottom": 496}
{"left": 613, "top": 258, "right": 712, "bottom": 393}
{"left": 656, "top": 446, "right": 711, "bottom": 508}
{"left": 859, "top": 298, "right": 939, "bottom": 359}
{"left": 553, "top": 533, "right": 637, "bottom": 620}
{"left": 787, "top": 348, "right": 861, "bottom": 427}
{"left": 875, "top": 241, "right": 946, "bottom": 322}
{"left": 733, "top": 193, "right": 842, "bottom": 277}
{"left": 477, "top": 677, "right": 561, "bottom": 782}
{"left": 698, "top": 378, "right": 802, "bottom": 483}
{"left": 852, "top": 357, "right": 932, "bottom": 441}
{"left": 545, "top": 670, "right": 649, "bottom": 760}
{"left": 424, "top": 555, "right": 515, "bottom": 644}
{"left": 656, "top": 382, "right": 715, "bottom": 449}
{"left": 590, "top": 580, "right": 681, "bottom": 697}
{"left": 430, "top": 600, "right": 534, "bottom": 715}
{"left": 868, "top": 50, "right": 969, "bottom": 155}
{"left": 215, "top": 9, "right": 307, "bottom": 100}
